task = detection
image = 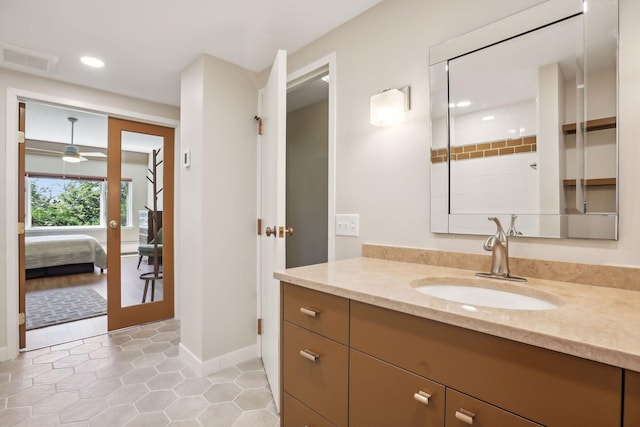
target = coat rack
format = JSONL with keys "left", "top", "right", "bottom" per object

{"left": 141, "top": 148, "right": 163, "bottom": 302}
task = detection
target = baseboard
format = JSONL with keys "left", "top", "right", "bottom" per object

{"left": 179, "top": 342, "right": 259, "bottom": 377}
{"left": 0, "top": 346, "right": 9, "bottom": 363}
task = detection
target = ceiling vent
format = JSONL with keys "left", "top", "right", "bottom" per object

{"left": 0, "top": 43, "right": 59, "bottom": 73}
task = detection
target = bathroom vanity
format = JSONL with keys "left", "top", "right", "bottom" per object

{"left": 276, "top": 256, "right": 640, "bottom": 427}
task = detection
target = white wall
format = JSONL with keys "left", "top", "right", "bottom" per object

{"left": 451, "top": 100, "right": 536, "bottom": 146}
{"left": 179, "top": 54, "right": 260, "bottom": 371}
{"left": 283, "top": 0, "right": 640, "bottom": 267}
{"left": 0, "top": 67, "right": 179, "bottom": 359}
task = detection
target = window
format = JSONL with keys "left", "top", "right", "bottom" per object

{"left": 26, "top": 173, "right": 132, "bottom": 229}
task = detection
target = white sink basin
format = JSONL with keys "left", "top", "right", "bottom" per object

{"left": 414, "top": 283, "right": 561, "bottom": 311}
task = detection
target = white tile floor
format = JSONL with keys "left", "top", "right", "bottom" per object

{"left": 0, "top": 319, "right": 280, "bottom": 426}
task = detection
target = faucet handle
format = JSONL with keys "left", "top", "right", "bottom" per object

{"left": 507, "top": 214, "right": 523, "bottom": 236}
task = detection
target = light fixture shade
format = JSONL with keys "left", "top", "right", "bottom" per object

{"left": 370, "top": 88, "right": 406, "bottom": 126}
{"left": 62, "top": 143, "right": 85, "bottom": 163}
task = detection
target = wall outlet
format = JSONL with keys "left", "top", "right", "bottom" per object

{"left": 336, "top": 214, "right": 359, "bottom": 237}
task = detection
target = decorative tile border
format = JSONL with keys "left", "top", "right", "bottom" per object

{"left": 363, "top": 243, "right": 640, "bottom": 292}
{"left": 431, "top": 136, "right": 536, "bottom": 163}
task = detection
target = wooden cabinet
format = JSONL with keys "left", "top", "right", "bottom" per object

{"left": 625, "top": 370, "right": 640, "bottom": 427}
{"left": 281, "top": 283, "right": 625, "bottom": 427}
{"left": 350, "top": 301, "right": 621, "bottom": 427}
{"left": 281, "top": 283, "right": 349, "bottom": 426}
{"left": 446, "top": 389, "right": 542, "bottom": 427}
{"left": 283, "top": 392, "right": 335, "bottom": 427}
{"left": 350, "top": 349, "right": 445, "bottom": 427}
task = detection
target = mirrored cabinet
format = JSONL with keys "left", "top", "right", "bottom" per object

{"left": 429, "top": 0, "right": 618, "bottom": 239}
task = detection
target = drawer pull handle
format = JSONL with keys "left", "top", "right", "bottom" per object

{"left": 300, "top": 307, "right": 319, "bottom": 317}
{"left": 299, "top": 349, "right": 319, "bottom": 362}
{"left": 413, "top": 390, "right": 432, "bottom": 405}
{"left": 455, "top": 409, "right": 476, "bottom": 425}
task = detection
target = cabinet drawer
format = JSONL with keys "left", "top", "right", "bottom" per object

{"left": 283, "top": 283, "right": 349, "bottom": 344}
{"left": 283, "top": 322, "right": 349, "bottom": 426}
{"left": 283, "top": 392, "right": 335, "bottom": 427}
{"left": 625, "top": 370, "right": 640, "bottom": 427}
{"left": 446, "top": 388, "right": 542, "bottom": 427}
{"left": 350, "top": 349, "right": 445, "bottom": 427}
{"left": 350, "top": 301, "right": 622, "bottom": 427}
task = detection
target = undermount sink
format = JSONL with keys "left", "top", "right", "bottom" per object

{"left": 412, "top": 279, "right": 563, "bottom": 311}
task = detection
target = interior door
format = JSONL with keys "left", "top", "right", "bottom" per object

{"left": 107, "top": 118, "right": 174, "bottom": 331}
{"left": 18, "top": 102, "right": 26, "bottom": 349}
{"left": 260, "top": 49, "right": 287, "bottom": 412}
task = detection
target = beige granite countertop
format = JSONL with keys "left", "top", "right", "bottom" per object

{"left": 275, "top": 257, "right": 640, "bottom": 372}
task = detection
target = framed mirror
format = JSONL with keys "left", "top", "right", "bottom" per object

{"left": 430, "top": 0, "right": 618, "bottom": 239}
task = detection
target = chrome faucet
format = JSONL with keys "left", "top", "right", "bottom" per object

{"left": 476, "top": 217, "right": 526, "bottom": 282}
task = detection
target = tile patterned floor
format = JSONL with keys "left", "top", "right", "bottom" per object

{"left": 0, "top": 319, "right": 280, "bottom": 426}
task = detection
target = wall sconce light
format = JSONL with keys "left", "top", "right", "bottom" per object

{"left": 370, "top": 86, "right": 411, "bottom": 126}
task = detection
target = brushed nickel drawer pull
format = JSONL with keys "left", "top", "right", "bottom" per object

{"left": 299, "top": 349, "right": 319, "bottom": 362}
{"left": 413, "top": 390, "right": 432, "bottom": 405}
{"left": 300, "top": 307, "right": 319, "bottom": 317}
{"left": 455, "top": 409, "right": 476, "bottom": 425}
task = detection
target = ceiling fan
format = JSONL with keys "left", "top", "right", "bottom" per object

{"left": 62, "top": 117, "right": 105, "bottom": 163}
{"left": 25, "top": 117, "right": 107, "bottom": 162}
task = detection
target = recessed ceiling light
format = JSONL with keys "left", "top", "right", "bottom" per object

{"left": 80, "top": 56, "right": 104, "bottom": 68}
{"left": 482, "top": 115, "right": 495, "bottom": 121}
{"left": 456, "top": 100, "right": 471, "bottom": 107}
{"left": 321, "top": 75, "right": 330, "bottom": 83}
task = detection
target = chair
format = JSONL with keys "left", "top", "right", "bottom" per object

{"left": 137, "top": 227, "right": 163, "bottom": 269}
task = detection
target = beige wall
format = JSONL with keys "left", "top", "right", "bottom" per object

{"left": 286, "top": 99, "right": 329, "bottom": 268}
{"left": 283, "top": 0, "right": 640, "bottom": 268}
{"left": 0, "top": 67, "right": 178, "bottom": 358}
{"left": 179, "top": 54, "right": 260, "bottom": 367}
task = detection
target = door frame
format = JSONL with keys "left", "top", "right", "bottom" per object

{"left": 256, "top": 51, "right": 337, "bottom": 356}
{"left": 4, "top": 88, "right": 179, "bottom": 360}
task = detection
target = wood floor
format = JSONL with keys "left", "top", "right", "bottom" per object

{"left": 25, "top": 254, "right": 164, "bottom": 350}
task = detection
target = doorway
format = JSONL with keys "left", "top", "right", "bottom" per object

{"left": 18, "top": 101, "right": 174, "bottom": 349}
{"left": 285, "top": 71, "right": 329, "bottom": 268}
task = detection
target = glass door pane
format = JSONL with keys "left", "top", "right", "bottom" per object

{"left": 121, "top": 131, "right": 164, "bottom": 307}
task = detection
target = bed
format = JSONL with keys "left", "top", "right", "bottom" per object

{"left": 25, "top": 234, "right": 107, "bottom": 279}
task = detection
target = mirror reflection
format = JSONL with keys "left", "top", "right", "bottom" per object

{"left": 430, "top": 0, "right": 618, "bottom": 239}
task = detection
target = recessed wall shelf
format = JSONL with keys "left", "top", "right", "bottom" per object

{"left": 562, "top": 116, "right": 616, "bottom": 135}
{"left": 563, "top": 178, "right": 617, "bottom": 187}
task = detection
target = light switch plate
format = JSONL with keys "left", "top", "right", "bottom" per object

{"left": 336, "top": 214, "right": 359, "bottom": 237}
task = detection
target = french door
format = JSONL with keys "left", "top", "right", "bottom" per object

{"left": 107, "top": 118, "right": 174, "bottom": 330}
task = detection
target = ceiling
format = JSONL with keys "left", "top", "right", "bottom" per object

{"left": 0, "top": 0, "right": 382, "bottom": 107}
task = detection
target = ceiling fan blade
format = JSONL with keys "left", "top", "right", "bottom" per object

{"left": 79, "top": 152, "right": 107, "bottom": 158}
{"left": 25, "top": 147, "right": 62, "bottom": 155}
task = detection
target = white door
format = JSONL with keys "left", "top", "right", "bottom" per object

{"left": 260, "top": 49, "right": 287, "bottom": 412}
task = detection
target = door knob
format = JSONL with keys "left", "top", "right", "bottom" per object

{"left": 109, "top": 220, "right": 119, "bottom": 229}
{"left": 265, "top": 226, "right": 277, "bottom": 237}
{"left": 279, "top": 226, "right": 294, "bottom": 238}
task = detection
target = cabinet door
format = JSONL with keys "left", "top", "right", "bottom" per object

{"left": 446, "top": 389, "right": 543, "bottom": 427}
{"left": 350, "top": 349, "right": 445, "bottom": 427}
{"left": 283, "top": 392, "right": 335, "bottom": 427}
{"left": 625, "top": 370, "right": 640, "bottom": 427}
{"left": 283, "top": 322, "right": 349, "bottom": 426}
